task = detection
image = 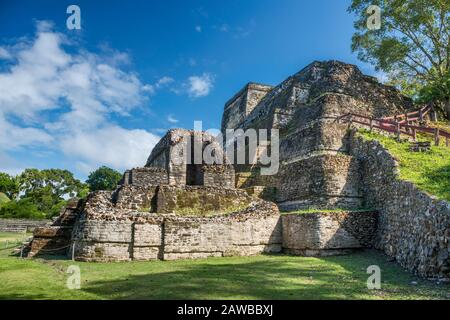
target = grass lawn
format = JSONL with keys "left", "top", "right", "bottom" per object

{"left": 0, "top": 233, "right": 448, "bottom": 300}
{"left": 0, "top": 232, "right": 31, "bottom": 243}
{"left": 358, "top": 129, "right": 450, "bottom": 201}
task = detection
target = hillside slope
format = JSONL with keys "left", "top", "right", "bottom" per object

{"left": 358, "top": 129, "right": 450, "bottom": 202}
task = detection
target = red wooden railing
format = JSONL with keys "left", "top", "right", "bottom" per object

{"left": 337, "top": 104, "right": 450, "bottom": 147}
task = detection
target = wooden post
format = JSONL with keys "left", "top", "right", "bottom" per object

{"left": 412, "top": 129, "right": 417, "bottom": 141}
{"left": 370, "top": 119, "right": 373, "bottom": 131}
{"left": 419, "top": 109, "right": 423, "bottom": 122}
{"left": 396, "top": 122, "right": 401, "bottom": 140}
{"left": 432, "top": 110, "right": 438, "bottom": 122}
{"left": 71, "top": 242, "right": 75, "bottom": 261}
{"left": 434, "top": 128, "right": 440, "bottom": 146}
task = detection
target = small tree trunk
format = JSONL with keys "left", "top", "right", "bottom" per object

{"left": 445, "top": 99, "right": 450, "bottom": 122}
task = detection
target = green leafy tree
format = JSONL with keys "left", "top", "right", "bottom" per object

{"left": 86, "top": 166, "right": 122, "bottom": 191}
{"left": 0, "top": 198, "right": 46, "bottom": 219}
{"left": 348, "top": 0, "right": 450, "bottom": 119}
{"left": 0, "top": 172, "right": 19, "bottom": 199}
{"left": 18, "top": 169, "right": 87, "bottom": 218}
{"left": 0, "top": 192, "right": 10, "bottom": 207}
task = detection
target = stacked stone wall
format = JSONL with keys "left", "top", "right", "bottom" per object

{"left": 281, "top": 211, "right": 378, "bottom": 256}
{"left": 71, "top": 199, "right": 282, "bottom": 262}
{"left": 349, "top": 132, "right": 450, "bottom": 279}
{"left": 121, "top": 167, "right": 168, "bottom": 186}
{"left": 276, "top": 154, "right": 363, "bottom": 211}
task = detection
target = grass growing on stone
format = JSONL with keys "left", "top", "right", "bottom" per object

{"left": 0, "top": 232, "right": 448, "bottom": 300}
{"left": 358, "top": 129, "right": 450, "bottom": 202}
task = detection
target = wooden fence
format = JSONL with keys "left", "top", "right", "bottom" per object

{"left": 337, "top": 104, "right": 450, "bottom": 147}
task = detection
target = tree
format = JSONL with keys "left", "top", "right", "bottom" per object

{"left": 0, "top": 172, "right": 19, "bottom": 199}
{"left": 86, "top": 166, "right": 122, "bottom": 191}
{"left": 0, "top": 192, "right": 10, "bottom": 207}
{"left": 18, "top": 169, "right": 87, "bottom": 217}
{"left": 0, "top": 198, "right": 46, "bottom": 219}
{"left": 19, "top": 169, "right": 85, "bottom": 200}
{"left": 348, "top": 0, "right": 450, "bottom": 119}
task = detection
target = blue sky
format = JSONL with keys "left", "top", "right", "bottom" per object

{"left": 0, "top": 0, "right": 378, "bottom": 180}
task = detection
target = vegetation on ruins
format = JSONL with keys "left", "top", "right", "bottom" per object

{"left": 349, "top": 0, "right": 450, "bottom": 119}
{"left": 86, "top": 166, "right": 122, "bottom": 192}
{"left": 358, "top": 129, "right": 450, "bottom": 201}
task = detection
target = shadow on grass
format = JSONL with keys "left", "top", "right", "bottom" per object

{"left": 76, "top": 251, "right": 443, "bottom": 300}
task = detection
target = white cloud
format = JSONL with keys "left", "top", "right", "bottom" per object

{"left": 0, "top": 21, "right": 160, "bottom": 174}
{"left": 60, "top": 126, "right": 160, "bottom": 174}
{"left": 167, "top": 114, "right": 179, "bottom": 124}
{"left": 156, "top": 76, "right": 174, "bottom": 88}
{"left": 187, "top": 73, "right": 214, "bottom": 98}
{"left": 0, "top": 47, "right": 12, "bottom": 60}
{"left": 195, "top": 25, "right": 202, "bottom": 33}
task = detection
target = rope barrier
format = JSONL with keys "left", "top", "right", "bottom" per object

{"left": 33, "top": 242, "right": 73, "bottom": 252}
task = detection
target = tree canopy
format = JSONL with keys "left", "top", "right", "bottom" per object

{"left": 86, "top": 166, "right": 122, "bottom": 191}
{"left": 0, "top": 169, "right": 88, "bottom": 219}
{"left": 349, "top": 0, "right": 450, "bottom": 119}
{"left": 0, "top": 173, "right": 19, "bottom": 199}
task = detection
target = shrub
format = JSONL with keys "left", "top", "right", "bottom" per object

{"left": 0, "top": 198, "right": 46, "bottom": 219}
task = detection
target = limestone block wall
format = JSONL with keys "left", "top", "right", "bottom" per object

{"left": 276, "top": 154, "right": 363, "bottom": 211}
{"left": 163, "top": 207, "right": 282, "bottom": 260}
{"left": 72, "top": 218, "right": 163, "bottom": 262}
{"left": 221, "top": 83, "right": 273, "bottom": 132}
{"left": 281, "top": 211, "right": 377, "bottom": 256}
{"left": 202, "top": 165, "right": 235, "bottom": 188}
{"left": 120, "top": 167, "right": 168, "bottom": 187}
{"left": 349, "top": 132, "right": 450, "bottom": 279}
{"left": 71, "top": 199, "right": 282, "bottom": 262}
{"left": 113, "top": 185, "right": 158, "bottom": 211}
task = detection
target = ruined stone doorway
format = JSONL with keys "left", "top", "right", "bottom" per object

{"left": 186, "top": 164, "right": 204, "bottom": 186}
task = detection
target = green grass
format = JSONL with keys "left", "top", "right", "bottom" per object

{"left": 0, "top": 232, "right": 31, "bottom": 243}
{"left": 0, "top": 233, "right": 448, "bottom": 300}
{"left": 358, "top": 129, "right": 450, "bottom": 202}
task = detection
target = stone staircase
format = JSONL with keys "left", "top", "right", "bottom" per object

{"left": 28, "top": 198, "right": 82, "bottom": 257}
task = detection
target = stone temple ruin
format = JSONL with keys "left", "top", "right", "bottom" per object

{"left": 29, "top": 60, "right": 449, "bottom": 280}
